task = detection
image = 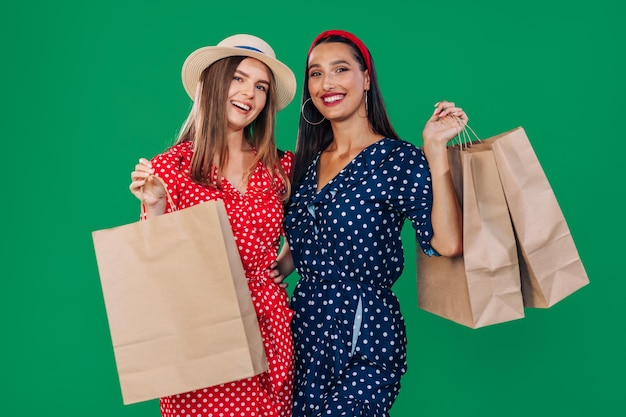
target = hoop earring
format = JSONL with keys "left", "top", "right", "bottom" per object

{"left": 301, "top": 97, "right": 326, "bottom": 125}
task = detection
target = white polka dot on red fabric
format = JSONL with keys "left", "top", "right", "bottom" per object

{"left": 149, "top": 143, "right": 295, "bottom": 417}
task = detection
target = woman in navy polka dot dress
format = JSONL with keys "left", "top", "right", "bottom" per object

{"left": 274, "top": 30, "right": 466, "bottom": 417}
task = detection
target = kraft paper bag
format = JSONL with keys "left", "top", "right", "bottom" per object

{"left": 417, "top": 146, "right": 525, "bottom": 328}
{"left": 483, "top": 127, "right": 590, "bottom": 307}
{"left": 92, "top": 196, "right": 268, "bottom": 404}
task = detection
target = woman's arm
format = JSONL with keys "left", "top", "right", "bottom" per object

{"left": 421, "top": 101, "right": 466, "bottom": 257}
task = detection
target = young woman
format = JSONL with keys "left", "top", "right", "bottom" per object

{"left": 277, "top": 30, "right": 466, "bottom": 417}
{"left": 129, "top": 34, "right": 297, "bottom": 417}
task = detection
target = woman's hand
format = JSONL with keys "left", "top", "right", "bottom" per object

{"left": 422, "top": 100, "right": 468, "bottom": 150}
{"left": 269, "top": 261, "right": 289, "bottom": 289}
{"left": 129, "top": 158, "right": 167, "bottom": 217}
{"left": 270, "top": 244, "right": 295, "bottom": 289}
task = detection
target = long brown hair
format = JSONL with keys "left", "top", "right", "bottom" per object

{"left": 175, "top": 56, "right": 290, "bottom": 199}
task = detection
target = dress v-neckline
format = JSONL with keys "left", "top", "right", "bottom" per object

{"left": 222, "top": 175, "right": 249, "bottom": 195}
{"left": 315, "top": 137, "right": 387, "bottom": 194}
{"left": 219, "top": 147, "right": 258, "bottom": 195}
{"left": 315, "top": 160, "right": 347, "bottom": 195}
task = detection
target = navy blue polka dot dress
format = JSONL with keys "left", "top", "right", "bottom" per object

{"left": 285, "top": 138, "right": 437, "bottom": 417}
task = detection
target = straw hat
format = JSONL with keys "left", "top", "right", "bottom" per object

{"left": 181, "top": 34, "right": 296, "bottom": 111}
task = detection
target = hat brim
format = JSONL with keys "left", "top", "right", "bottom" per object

{"left": 181, "top": 46, "right": 296, "bottom": 111}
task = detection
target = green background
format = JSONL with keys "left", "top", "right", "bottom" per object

{"left": 2, "top": 0, "right": 623, "bottom": 416}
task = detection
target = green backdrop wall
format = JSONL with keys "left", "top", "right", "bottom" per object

{"left": 2, "top": 0, "right": 623, "bottom": 416}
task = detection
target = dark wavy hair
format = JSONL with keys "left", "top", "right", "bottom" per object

{"left": 291, "top": 35, "right": 400, "bottom": 190}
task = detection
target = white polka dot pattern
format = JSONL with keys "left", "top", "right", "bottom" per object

{"left": 285, "top": 138, "right": 434, "bottom": 417}
{"left": 148, "top": 142, "right": 295, "bottom": 417}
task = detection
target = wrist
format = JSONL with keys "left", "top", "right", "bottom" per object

{"left": 144, "top": 199, "right": 167, "bottom": 217}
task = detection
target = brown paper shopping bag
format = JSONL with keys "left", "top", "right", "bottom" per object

{"left": 417, "top": 146, "right": 525, "bottom": 328}
{"left": 92, "top": 194, "right": 268, "bottom": 404}
{"left": 483, "top": 127, "right": 590, "bottom": 307}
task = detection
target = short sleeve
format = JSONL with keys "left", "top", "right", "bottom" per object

{"left": 138, "top": 144, "right": 189, "bottom": 220}
{"left": 278, "top": 150, "right": 294, "bottom": 237}
{"left": 383, "top": 143, "right": 437, "bottom": 256}
{"left": 280, "top": 150, "right": 294, "bottom": 178}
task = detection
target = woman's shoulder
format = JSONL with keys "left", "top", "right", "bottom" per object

{"left": 279, "top": 149, "right": 294, "bottom": 162}
{"left": 386, "top": 138, "right": 422, "bottom": 153}
{"left": 151, "top": 142, "right": 193, "bottom": 170}
{"left": 278, "top": 148, "right": 295, "bottom": 170}
{"left": 366, "top": 138, "right": 424, "bottom": 160}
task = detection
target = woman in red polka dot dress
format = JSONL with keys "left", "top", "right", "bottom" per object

{"left": 129, "top": 34, "right": 297, "bottom": 417}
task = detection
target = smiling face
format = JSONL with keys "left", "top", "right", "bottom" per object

{"left": 226, "top": 57, "right": 272, "bottom": 132}
{"left": 307, "top": 41, "right": 370, "bottom": 123}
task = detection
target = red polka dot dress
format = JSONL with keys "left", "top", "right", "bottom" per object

{"left": 147, "top": 142, "right": 294, "bottom": 417}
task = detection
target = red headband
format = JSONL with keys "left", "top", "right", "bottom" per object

{"left": 307, "top": 30, "right": 372, "bottom": 74}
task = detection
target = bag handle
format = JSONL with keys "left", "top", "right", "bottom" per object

{"left": 140, "top": 174, "right": 178, "bottom": 217}
{"left": 449, "top": 117, "right": 481, "bottom": 149}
